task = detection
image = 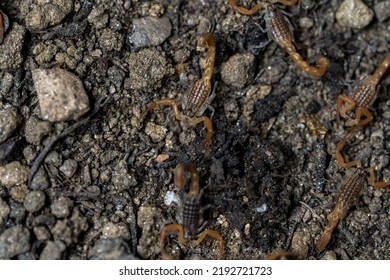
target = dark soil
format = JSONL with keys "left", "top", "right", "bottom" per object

{"left": 0, "top": 0, "right": 389, "bottom": 260}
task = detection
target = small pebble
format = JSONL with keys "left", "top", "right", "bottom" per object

{"left": 87, "top": 7, "right": 109, "bottom": 29}
{"left": 0, "top": 23, "right": 27, "bottom": 70}
{"left": 129, "top": 16, "right": 172, "bottom": 49}
{"left": 145, "top": 122, "right": 168, "bottom": 143}
{"left": 33, "top": 226, "right": 51, "bottom": 241}
{"left": 32, "top": 68, "right": 90, "bottom": 122}
{"left": 30, "top": 167, "right": 50, "bottom": 191}
{"left": 108, "top": 66, "right": 126, "bottom": 89}
{"left": 336, "top": 0, "right": 374, "bottom": 29}
{"left": 0, "top": 197, "right": 10, "bottom": 226}
{"left": 374, "top": 1, "right": 390, "bottom": 22}
{"left": 291, "top": 231, "right": 310, "bottom": 255}
{"left": 102, "top": 222, "right": 131, "bottom": 240}
{"left": 298, "top": 17, "right": 314, "bottom": 29}
{"left": 125, "top": 48, "right": 174, "bottom": 92}
{"left": 89, "top": 238, "right": 135, "bottom": 260}
{"left": 137, "top": 206, "right": 162, "bottom": 259}
{"left": 40, "top": 241, "right": 66, "bottom": 260}
{"left": 112, "top": 160, "right": 137, "bottom": 191}
{"left": 224, "top": 98, "right": 239, "bottom": 121}
{"left": 10, "top": 185, "right": 27, "bottom": 202}
{"left": 44, "top": 151, "right": 62, "bottom": 167}
{"left": 221, "top": 53, "right": 256, "bottom": 89}
{"left": 21, "top": 0, "right": 74, "bottom": 30}
{"left": 0, "top": 226, "right": 31, "bottom": 259}
{"left": 0, "top": 107, "right": 21, "bottom": 144}
{"left": 24, "top": 190, "right": 46, "bottom": 213}
{"left": 59, "top": 159, "right": 78, "bottom": 178}
{"left": 98, "top": 29, "right": 124, "bottom": 52}
{"left": 0, "top": 161, "right": 28, "bottom": 187}
{"left": 50, "top": 196, "right": 72, "bottom": 218}
{"left": 24, "top": 117, "right": 51, "bottom": 145}
{"left": 164, "top": 190, "right": 181, "bottom": 207}
{"left": 320, "top": 250, "right": 337, "bottom": 260}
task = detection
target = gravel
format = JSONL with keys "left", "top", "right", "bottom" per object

{"left": 221, "top": 53, "right": 256, "bottom": 89}
{"left": 0, "top": 107, "right": 20, "bottom": 144}
{"left": 336, "top": 0, "right": 374, "bottom": 29}
{"left": 32, "top": 68, "right": 90, "bottom": 122}
{"left": 0, "top": 226, "right": 30, "bottom": 259}
{"left": 0, "top": 161, "right": 28, "bottom": 187}
{"left": 0, "top": 23, "right": 26, "bottom": 70}
{"left": 129, "top": 16, "right": 172, "bottom": 49}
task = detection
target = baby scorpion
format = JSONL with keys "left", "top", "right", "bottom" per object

{"left": 337, "top": 52, "right": 390, "bottom": 128}
{"left": 316, "top": 167, "right": 366, "bottom": 251}
{"left": 142, "top": 32, "right": 216, "bottom": 146}
{"left": 228, "top": 0, "right": 329, "bottom": 77}
{"left": 160, "top": 163, "right": 224, "bottom": 260}
{"left": 335, "top": 52, "right": 390, "bottom": 189}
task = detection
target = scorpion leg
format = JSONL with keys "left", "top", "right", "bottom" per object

{"left": 227, "top": 0, "right": 264, "bottom": 15}
{"left": 336, "top": 95, "right": 356, "bottom": 122}
{"left": 187, "top": 116, "right": 214, "bottom": 146}
{"left": 191, "top": 229, "right": 224, "bottom": 259}
{"left": 160, "top": 224, "right": 185, "bottom": 260}
{"left": 141, "top": 99, "right": 185, "bottom": 121}
{"left": 346, "top": 107, "right": 373, "bottom": 128}
{"left": 335, "top": 133, "right": 362, "bottom": 169}
{"left": 367, "top": 167, "right": 390, "bottom": 189}
{"left": 286, "top": 47, "right": 329, "bottom": 77}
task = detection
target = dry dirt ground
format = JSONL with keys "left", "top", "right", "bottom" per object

{"left": 0, "top": 0, "right": 389, "bottom": 260}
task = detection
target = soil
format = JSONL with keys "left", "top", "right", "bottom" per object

{"left": 0, "top": 0, "right": 389, "bottom": 260}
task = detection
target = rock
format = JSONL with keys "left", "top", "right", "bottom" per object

{"left": 98, "top": 29, "right": 124, "bottom": 52}
{"left": 40, "top": 241, "right": 66, "bottom": 260}
{"left": 0, "top": 197, "right": 10, "bottom": 226}
{"left": 374, "top": 1, "right": 390, "bottom": 22}
{"left": 320, "top": 250, "right": 337, "bottom": 260}
{"left": 136, "top": 206, "right": 162, "bottom": 259}
{"left": 59, "top": 159, "right": 78, "bottom": 178}
{"left": 221, "top": 53, "right": 256, "bottom": 89}
{"left": 129, "top": 16, "right": 172, "bottom": 49}
{"left": 24, "top": 117, "right": 51, "bottom": 145}
{"left": 0, "top": 161, "right": 28, "bottom": 187}
{"left": 0, "top": 107, "right": 21, "bottom": 144}
{"left": 0, "top": 72, "right": 14, "bottom": 95}
{"left": 21, "top": 0, "right": 74, "bottom": 31}
{"left": 50, "top": 196, "right": 72, "bottom": 218}
{"left": 30, "top": 167, "right": 50, "bottom": 191}
{"left": 51, "top": 209, "right": 88, "bottom": 246}
{"left": 0, "top": 226, "right": 30, "bottom": 259}
{"left": 87, "top": 7, "right": 108, "bottom": 29}
{"left": 102, "top": 222, "right": 131, "bottom": 240}
{"left": 107, "top": 66, "right": 125, "bottom": 89}
{"left": 224, "top": 98, "right": 239, "bottom": 121}
{"left": 0, "top": 23, "right": 27, "bottom": 70}
{"left": 32, "top": 68, "right": 90, "bottom": 122}
{"left": 125, "top": 48, "right": 174, "bottom": 92}
{"left": 89, "top": 238, "right": 135, "bottom": 260}
{"left": 44, "top": 151, "right": 62, "bottom": 167}
{"left": 33, "top": 226, "right": 51, "bottom": 241}
{"left": 23, "top": 190, "right": 46, "bottom": 213}
{"left": 336, "top": 0, "right": 374, "bottom": 29}
{"left": 112, "top": 160, "right": 137, "bottom": 191}
{"left": 291, "top": 231, "right": 311, "bottom": 255}
{"left": 145, "top": 122, "right": 168, "bottom": 143}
